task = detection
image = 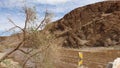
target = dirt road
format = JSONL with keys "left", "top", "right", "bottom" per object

{"left": 57, "top": 47, "right": 120, "bottom": 68}
{"left": 1, "top": 47, "right": 120, "bottom": 68}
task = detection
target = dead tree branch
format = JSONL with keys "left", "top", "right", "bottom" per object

{"left": 0, "top": 40, "right": 25, "bottom": 62}
{"left": 8, "top": 18, "right": 24, "bottom": 32}
{"left": 22, "top": 45, "right": 50, "bottom": 68}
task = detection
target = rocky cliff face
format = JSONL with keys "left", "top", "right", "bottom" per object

{"left": 48, "top": 1, "right": 120, "bottom": 48}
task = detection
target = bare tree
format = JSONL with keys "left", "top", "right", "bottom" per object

{"left": 0, "top": 5, "right": 54, "bottom": 68}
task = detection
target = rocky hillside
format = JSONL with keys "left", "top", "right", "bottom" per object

{"left": 47, "top": 1, "right": 120, "bottom": 48}
{"left": 0, "top": 1, "right": 120, "bottom": 48}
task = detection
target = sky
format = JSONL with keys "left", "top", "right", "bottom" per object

{"left": 0, "top": 0, "right": 105, "bottom": 36}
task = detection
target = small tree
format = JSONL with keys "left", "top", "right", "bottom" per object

{"left": 0, "top": 5, "right": 57, "bottom": 68}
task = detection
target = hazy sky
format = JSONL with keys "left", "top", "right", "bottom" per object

{"left": 0, "top": 0, "right": 104, "bottom": 36}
